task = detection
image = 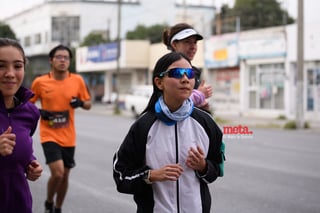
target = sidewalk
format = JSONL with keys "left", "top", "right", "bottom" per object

{"left": 88, "top": 103, "right": 320, "bottom": 132}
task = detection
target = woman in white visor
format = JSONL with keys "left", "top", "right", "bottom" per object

{"left": 162, "top": 23, "right": 213, "bottom": 112}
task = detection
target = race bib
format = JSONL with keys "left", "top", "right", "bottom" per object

{"left": 44, "top": 110, "right": 70, "bottom": 128}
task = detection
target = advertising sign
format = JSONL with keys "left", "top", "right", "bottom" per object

{"left": 76, "top": 42, "right": 118, "bottom": 72}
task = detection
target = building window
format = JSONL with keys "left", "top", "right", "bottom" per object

{"left": 307, "top": 68, "right": 320, "bottom": 111}
{"left": 247, "top": 63, "right": 285, "bottom": 110}
{"left": 34, "top": 33, "right": 41, "bottom": 44}
{"left": 24, "top": 36, "right": 31, "bottom": 47}
{"left": 249, "top": 66, "right": 257, "bottom": 86}
{"left": 51, "top": 16, "right": 80, "bottom": 45}
{"left": 249, "top": 91, "right": 257, "bottom": 108}
{"left": 45, "top": 32, "right": 48, "bottom": 43}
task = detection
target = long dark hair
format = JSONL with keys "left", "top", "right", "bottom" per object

{"left": 141, "top": 52, "right": 191, "bottom": 114}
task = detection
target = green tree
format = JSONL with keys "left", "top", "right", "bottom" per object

{"left": 215, "top": 0, "right": 294, "bottom": 34}
{"left": 80, "top": 32, "right": 109, "bottom": 47}
{"left": 0, "top": 22, "right": 16, "bottom": 39}
{"left": 126, "top": 23, "right": 168, "bottom": 43}
{"left": 78, "top": 32, "right": 108, "bottom": 73}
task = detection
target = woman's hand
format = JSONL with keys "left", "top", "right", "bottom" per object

{"left": 0, "top": 126, "right": 16, "bottom": 156}
{"left": 186, "top": 146, "right": 207, "bottom": 174}
{"left": 197, "top": 80, "right": 213, "bottom": 99}
{"left": 27, "top": 160, "right": 43, "bottom": 181}
{"left": 150, "top": 164, "right": 184, "bottom": 182}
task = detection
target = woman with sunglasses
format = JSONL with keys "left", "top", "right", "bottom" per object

{"left": 113, "top": 52, "right": 223, "bottom": 213}
{"left": 163, "top": 23, "right": 213, "bottom": 111}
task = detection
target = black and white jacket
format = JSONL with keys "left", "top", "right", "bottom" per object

{"left": 113, "top": 107, "right": 223, "bottom": 213}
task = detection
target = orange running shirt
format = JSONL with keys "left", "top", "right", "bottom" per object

{"left": 30, "top": 72, "right": 91, "bottom": 147}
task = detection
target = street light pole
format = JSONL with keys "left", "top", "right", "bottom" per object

{"left": 296, "top": 0, "right": 304, "bottom": 128}
{"left": 114, "top": 0, "right": 122, "bottom": 114}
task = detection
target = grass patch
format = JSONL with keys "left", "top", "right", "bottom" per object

{"left": 283, "top": 120, "right": 310, "bottom": 129}
{"left": 256, "top": 123, "right": 282, "bottom": 129}
{"left": 283, "top": 121, "right": 296, "bottom": 129}
{"left": 277, "top": 115, "right": 287, "bottom": 120}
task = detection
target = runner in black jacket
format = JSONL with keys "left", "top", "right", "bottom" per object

{"left": 113, "top": 52, "right": 223, "bottom": 213}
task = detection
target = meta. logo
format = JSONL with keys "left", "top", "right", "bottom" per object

{"left": 223, "top": 125, "right": 253, "bottom": 139}
{"left": 223, "top": 125, "right": 253, "bottom": 134}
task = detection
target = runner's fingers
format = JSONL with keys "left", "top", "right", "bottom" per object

{"left": 1, "top": 144, "right": 14, "bottom": 156}
{"left": 188, "top": 151, "right": 200, "bottom": 163}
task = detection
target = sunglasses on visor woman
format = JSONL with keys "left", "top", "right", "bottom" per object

{"left": 159, "top": 68, "right": 195, "bottom": 79}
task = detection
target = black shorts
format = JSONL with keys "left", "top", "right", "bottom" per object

{"left": 42, "top": 142, "right": 76, "bottom": 168}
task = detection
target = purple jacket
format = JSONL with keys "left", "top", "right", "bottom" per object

{"left": 190, "top": 89, "right": 206, "bottom": 107}
{"left": 0, "top": 86, "right": 40, "bottom": 213}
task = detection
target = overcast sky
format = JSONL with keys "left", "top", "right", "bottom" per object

{"left": 0, "top": 0, "right": 318, "bottom": 22}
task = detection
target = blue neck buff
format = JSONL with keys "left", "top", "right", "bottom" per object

{"left": 155, "top": 95, "right": 194, "bottom": 126}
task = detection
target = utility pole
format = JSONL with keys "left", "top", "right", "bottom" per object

{"left": 296, "top": 0, "right": 304, "bottom": 128}
{"left": 114, "top": 0, "right": 122, "bottom": 114}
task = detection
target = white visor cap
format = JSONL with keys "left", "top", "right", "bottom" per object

{"left": 170, "top": 28, "right": 203, "bottom": 44}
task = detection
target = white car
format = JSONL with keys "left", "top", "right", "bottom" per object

{"left": 124, "top": 85, "right": 153, "bottom": 117}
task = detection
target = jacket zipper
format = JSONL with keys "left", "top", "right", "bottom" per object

{"left": 175, "top": 123, "right": 180, "bottom": 213}
{"left": 7, "top": 112, "right": 11, "bottom": 126}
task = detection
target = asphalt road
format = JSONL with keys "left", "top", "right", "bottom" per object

{"left": 29, "top": 108, "right": 320, "bottom": 213}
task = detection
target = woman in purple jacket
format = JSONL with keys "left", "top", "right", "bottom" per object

{"left": 0, "top": 38, "right": 43, "bottom": 213}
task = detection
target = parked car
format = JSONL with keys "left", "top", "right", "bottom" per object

{"left": 124, "top": 85, "right": 153, "bottom": 117}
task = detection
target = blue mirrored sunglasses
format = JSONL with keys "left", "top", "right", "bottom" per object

{"left": 159, "top": 68, "right": 195, "bottom": 79}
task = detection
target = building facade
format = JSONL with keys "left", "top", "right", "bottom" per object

{"left": 4, "top": 0, "right": 319, "bottom": 121}
{"left": 75, "top": 39, "right": 204, "bottom": 102}
{"left": 3, "top": 0, "right": 215, "bottom": 99}
{"left": 205, "top": 24, "right": 320, "bottom": 121}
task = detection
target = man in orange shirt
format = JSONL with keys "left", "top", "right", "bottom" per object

{"left": 30, "top": 44, "right": 91, "bottom": 213}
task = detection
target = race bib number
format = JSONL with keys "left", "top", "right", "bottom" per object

{"left": 46, "top": 111, "right": 70, "bottom": 128}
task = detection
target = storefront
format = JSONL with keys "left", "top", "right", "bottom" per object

{"left": 205, "top": 32, "right": 240, "bottom": 112}
{"left": 204, "top": 28, "right": 287, "bottom": 116}
{"left": 286, "top": 23, "right": 320, "bottom": 121}
{"left": 305, "top": 62, "right": 320, "bottom": 119}
{"left": 238, "top": 27, "right": 287, "bottom": 117}
{"left": 244, "top": 62, "right": 286, "bottom": 110}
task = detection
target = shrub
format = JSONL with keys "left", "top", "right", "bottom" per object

{"left": 277, "top": 115, "right": 287, "bottom": 120}
{"left": 284, "top": 121, "right": 296, "bottom": 129}
{"left": 283, "top": 120, "right": 310, "bottom": 129}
